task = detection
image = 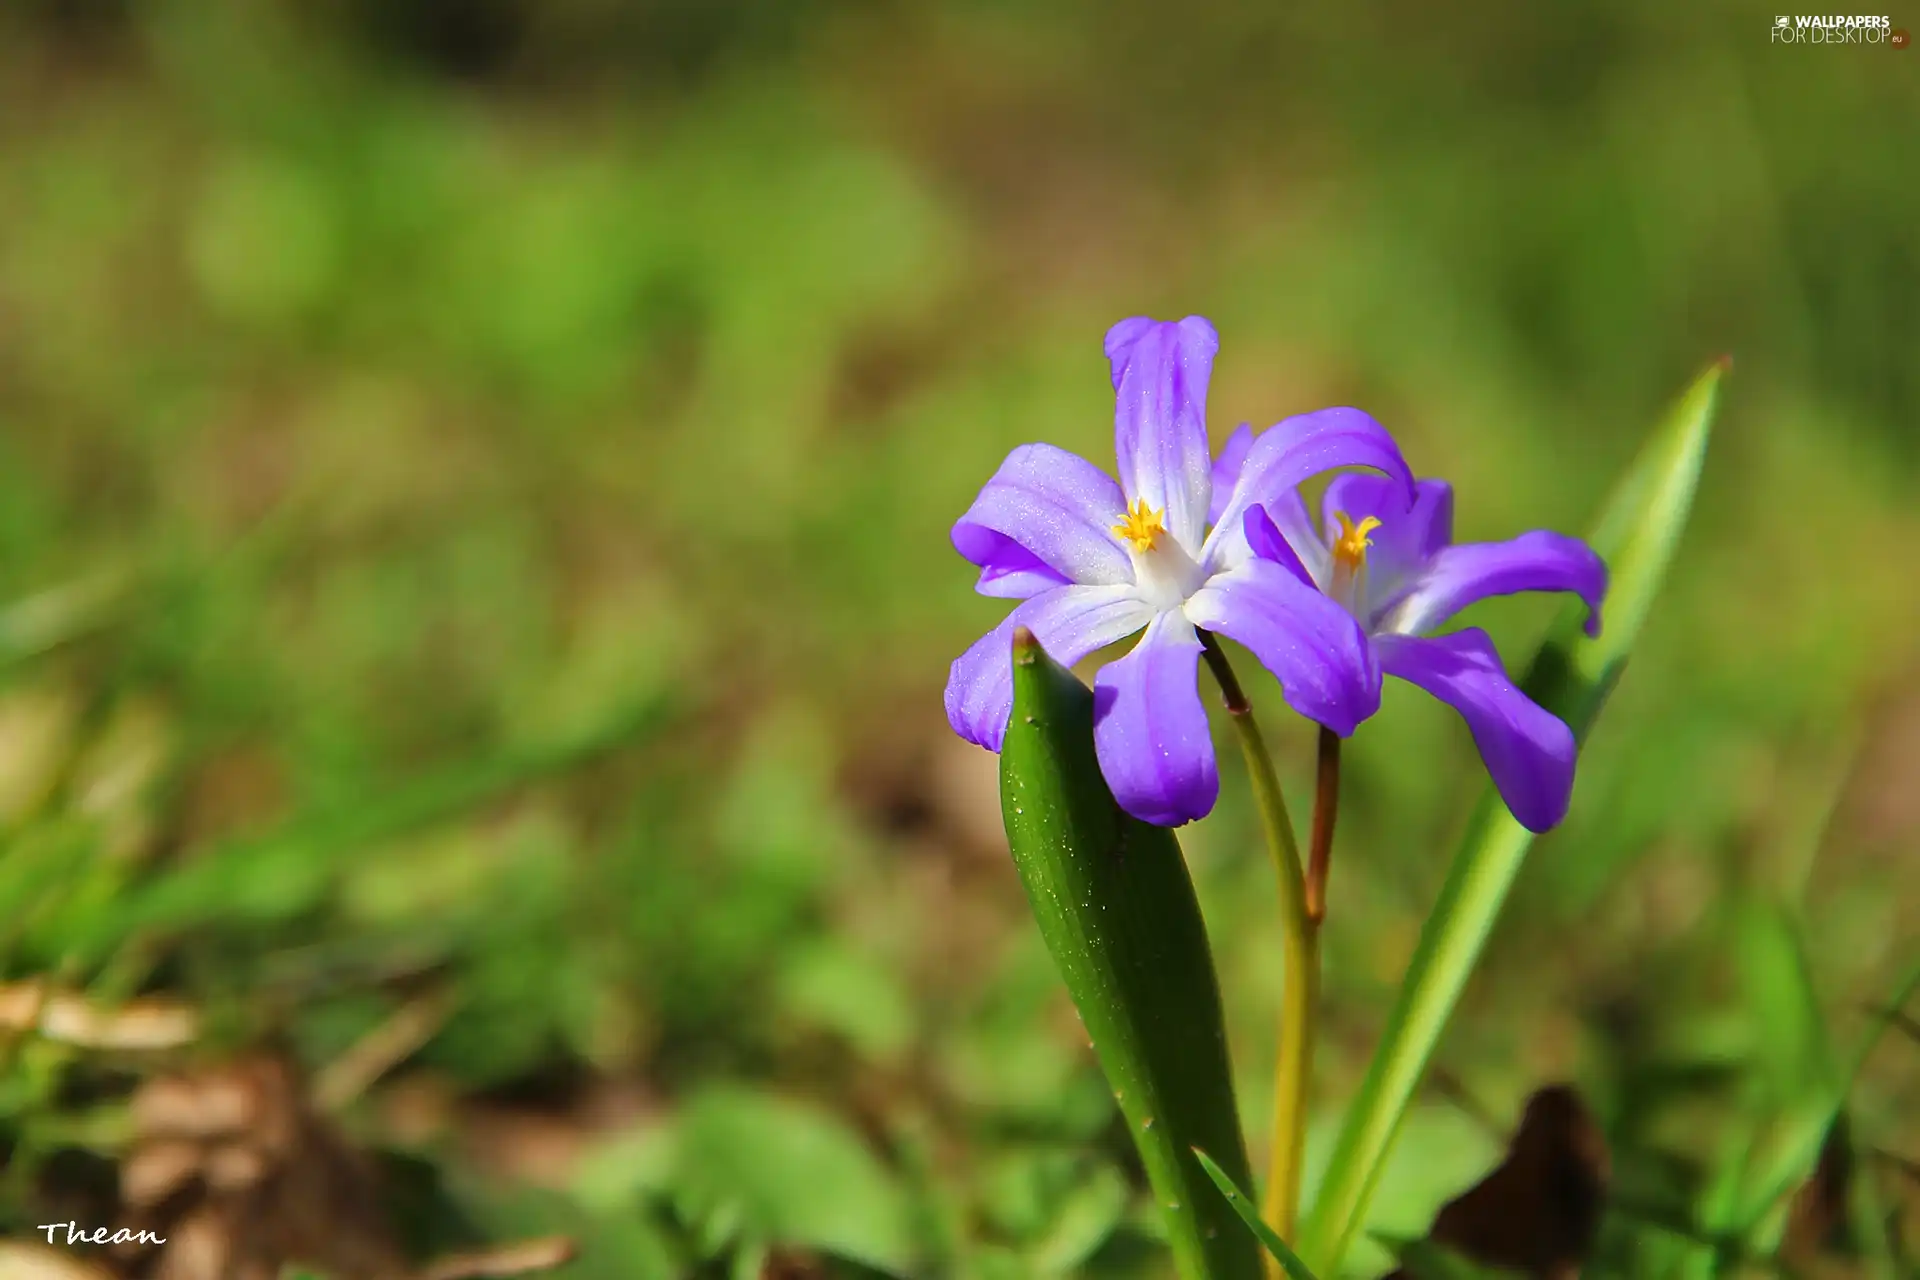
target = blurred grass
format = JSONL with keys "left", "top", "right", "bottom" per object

{"left": 0, "top": 1, "right": 1915, "bottom": 1276}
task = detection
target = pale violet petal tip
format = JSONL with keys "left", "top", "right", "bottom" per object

{"left": 1108, "top": 317, "right": 1219, "bottom": 552}
{"left": 944, "top": 586, "right": 1155, "bottom": 753}
{"left": 961, "top": 531, "right": 1073, "bottom": 599}
{"left": 1103, "top": 316, "right": 1159, "bottom": 384}
{"left": 951, "top": 442, "right": 1132, "bottom": 588}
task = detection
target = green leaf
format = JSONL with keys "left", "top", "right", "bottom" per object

{"left": 1373, "top": 1235, "right": 1525, "bottom": 1280}
{"left": 1844, "top": 1115, "right": 1901, "bottom": 1280}
{"left": 1728, "top": 899, "right": 1837, "bottom": 1243}
{"left": 774, "top": 938, "right": 916, "bottom": 1063}
{"left": 1735, "top": 955, "right": 1920, "bottom": 1258}
{"left": 1301, "top": 360, "right": 1726, "bottom": 1274}
{"left": 670, "top": 1086, "right": 917, "bottom": 1274}
{"left": 1029, "top": 1162, "right": 1131, "bottom": 1274}
{"left": 1191, "top": 1148, "right": 1320, "bottom": 1280}
{"left": 1000, "top": 631, "right": 1262, "bottom": 1280}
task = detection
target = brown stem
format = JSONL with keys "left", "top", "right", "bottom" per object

{"left": 1198, "top": 629, "right": 1251, "bottom": 715}
{"left": 1305, "top": 725, "right": 1340, "bottom": 924}
{"left": 416, "top": 1237, "right": 576, "bottom": 1280}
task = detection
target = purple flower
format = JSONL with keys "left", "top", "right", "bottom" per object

{"left": 945, "top": 316, "right": 1415, "bottom": 827}
{"left": 1242, "top": 472, "right": 1607, "bottom": 832}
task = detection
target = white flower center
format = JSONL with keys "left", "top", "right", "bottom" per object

{"left": 1113, "top": 500, "right": 1206, "bottom": 610}
{"left": 1326, "top": 511, "right": 1380, "bottom": 619}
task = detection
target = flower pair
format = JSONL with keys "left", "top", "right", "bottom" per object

{"left": 944, "top": 316, "right": 1606, "bottom": 832}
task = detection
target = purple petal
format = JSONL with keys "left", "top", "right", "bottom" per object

{"left": 946, "top": 586, "right": 1154, "bottom": 752}
{"left": 1387, "top": 531, "right": 1608, "bottom": 638}
{"left": 1184, "top": 559, "right": 1382, "bottom": 736}
{"left": 1092, "top": 611, "right": 1219, "bottom": 826}
{"left": 1103, "top": 318, "right": 1156, "bottom": 388}
{"left": 952, "top": 443, "right": 1132, "bottom": 588}
{"left": 1321, "top": 475, "right": 1455, "bottom": 586}
{"left": 1207, "top": 423, "right": 1255, "bottom": 526}
{"left": 962, "top": 531, "right": 1073, "bottom": 599}
{"left": 1106, "top": 315, "right": 1219, "bottom": 551}
{"left": 1245, "top": 487, "right": 1331, "bottom": 583}
{"left": 1243, "top": 505, "right": 1315, "bottom": 588}
{"left": 1204, "top": 476, "right": 1327, "bottom": 581}
{"left": 1203, "top": 406, "right": 1416, "bottom": 569}
{"left": 1376, "top": 630, "right": 1576, "bottom": 832}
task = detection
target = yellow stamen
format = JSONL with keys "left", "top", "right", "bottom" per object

{"left": 1331, "top": 512, "right": 1382, "bottom": 571}
{"left": 1113, "top": 499, "right": 1167, "bottom": 552}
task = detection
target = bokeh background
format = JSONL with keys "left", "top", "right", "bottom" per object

{"left": 1, "top": 1, "right": 1916, "bottom": 1277}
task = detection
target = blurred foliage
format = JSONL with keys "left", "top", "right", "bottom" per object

{"left": 0, "top": 0, "right": 1915, "bottom": 1276}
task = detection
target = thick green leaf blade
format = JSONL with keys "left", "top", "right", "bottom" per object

{"left": 1302, "top": 361, "right": 1726, "bottom": 1273}
{"left": 1001, "top": 629, "right": 1261, "bottom": 1280}
{"left": 1192, "top": 1149, "right": 1320, "bottom": 1280}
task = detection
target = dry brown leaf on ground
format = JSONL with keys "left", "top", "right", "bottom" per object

{"left": 0, "top": 983, "right": 198, "bottom": 1051}
{"left": 103, "top": 1054, "right": 578, "bottom": 1280}
{"left": 0, "top": 1243, "right": 119, "bottom": 1280}
{"left": 116, "top": 1056, "right": 407, "bottom": 1280}
{"left": 1384, "top": 1084, "right": 1611, "bottom": 1280}
{"left": 413, "top": 1236, "right": 576, "bottom": 1280}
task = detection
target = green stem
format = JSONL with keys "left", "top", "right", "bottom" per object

{"left": 1200, "top": 632, "right": 1319, "bottom": 1259}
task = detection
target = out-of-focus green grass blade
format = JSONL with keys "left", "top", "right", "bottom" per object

{"left": 1000, "top": 630, "right": 1260, "bottom": 1280}
{"left": 74, "top": 691, "right": 678, "bottom": 955}
{"left": 1301, "top": 360, "right": 1727, "bottom": 1275}
{"left": 1375, "top": 1235, "right": 1524, "bottom": 1280}
{"left": 1664, "top": 1122, "right": 1753, "bottom": 1280}
{"left": 1191, "top": 1148, "right": 1320, "bottom": 1280}
{"left": 1717, "top": 900, "right": 1838, "bottom": 1274}
{"left": 1675, "top": 899, "right": 1828, "bottom": 1280}
{"left": 0, "top": 569, "right": 131, "bottom": 669}
{"left": 1735, "top": 957, "right": 1920, "bottom": 1261}
{"left": 1846, "top": 1128, "right": 1900, "bottom": 1280}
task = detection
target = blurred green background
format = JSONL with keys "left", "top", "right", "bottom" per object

{"left": 1, "top": 1, "right": 1915, "bottom": 1277}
